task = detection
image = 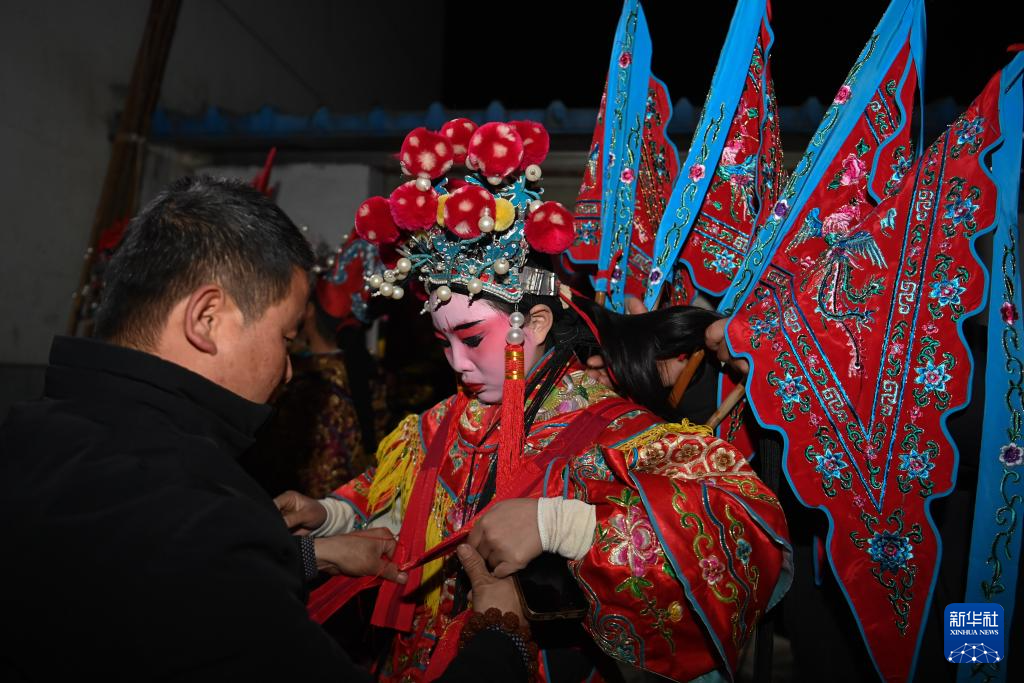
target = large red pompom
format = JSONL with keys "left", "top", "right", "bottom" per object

{"left": 524, "top": 201, "right": 575, "bottom": 254}
{"left": 443, "top": 185, "right": 496, "bottom": 239}
{"left": 400, "top": 127, "right": 454, "bottom": 179}
{"left": 354, "top": 196, "right": 400, "bottom": 245}
{"left": 440, "top": 118, "right": 477, "bottom": 165}
{"left": 388, "top": 181, "right": 439, "bottom": 231}
{"left": 466, "top": 122, "right": 524, "bottom": 179}
{"left": 511, "top": 120, "right": 550, "bottom": 169}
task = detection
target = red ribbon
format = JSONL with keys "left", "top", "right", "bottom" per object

{"left": 307, "top": 397, "right": 632, "bottom": 627}
{"left": 371, "top": 395, "right": 465, "bottom": 632}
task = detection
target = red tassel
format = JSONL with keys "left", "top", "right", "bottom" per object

{"left": 496, "top": 342, "right": 526, "bottom": 492}
{"left": 251, "top": 147, "right": 277, "bottom": 196}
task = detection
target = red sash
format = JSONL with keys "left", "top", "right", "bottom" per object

{"left": 307, "top": 397, "right": 632, "bottom": 627}
{"left": 371, "top": 398, "right": 462, "bottom": 631}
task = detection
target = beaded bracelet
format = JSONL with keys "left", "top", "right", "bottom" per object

{"left": 458, "top": 608, "right": 538, "bottom": 678}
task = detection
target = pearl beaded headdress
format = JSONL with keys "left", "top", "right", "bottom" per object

{"left": 351, "top": 119, "right": 578, "bottom": 311}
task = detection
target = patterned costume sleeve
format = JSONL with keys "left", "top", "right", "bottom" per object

{"left": 560, "top": 420, "right": 792, "bottom": 681}
{"left": 329, "top": 397, "right": 453, "bottom": 526}
{"left": 327, "top": 468, "right": 376, "bottom": 528}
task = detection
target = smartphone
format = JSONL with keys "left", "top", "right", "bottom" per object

{"left": 512, "top": 552, "right": 587, "bottom": 621}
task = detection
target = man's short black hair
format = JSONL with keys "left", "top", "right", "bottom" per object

{"left": 94, "top": 175, "right": 314, "bottom": 348}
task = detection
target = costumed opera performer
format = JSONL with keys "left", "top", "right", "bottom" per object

{"left": 276, "top": 120, "right": 792, "bottom": 681}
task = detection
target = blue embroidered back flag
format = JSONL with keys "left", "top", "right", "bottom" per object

{"left": 726, "top": 36, "right": 1024, "bottom": 683}
{"left": 644, "top": 0, "right": 783, "bottom": 310}
{"left": 957, "top": 51, "right": 1024, "bottom": 683}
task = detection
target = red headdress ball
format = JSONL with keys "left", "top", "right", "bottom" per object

{"left": 399, "top": 127, "right": 454, "bottom": 179}
{"left": 466, "top": 122, "right": 524, "bottom": 181}
{"left": 440, "top": 118, "right": 478, "bottom": 166}
{"left": 510, "top": 120, "right": 550, "bottom": 170}
{"left": 442, "top": 185, "right": 496, "bottom": 239}
{"left": 524, "top": 201, "right": 575, "bottom": 254}
{"left": 354, "top": 196, "right": 400, "bottom": 245}
{"left": 388, "top": 181, "right": 439, "bottom": 231}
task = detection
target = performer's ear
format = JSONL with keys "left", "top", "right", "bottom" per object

{"left": 526, "top": 304, "right": 554, "bottom": 345}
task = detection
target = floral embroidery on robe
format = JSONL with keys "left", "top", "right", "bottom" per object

{"left": 332, "top": 367, "right": 792, "bottom": 681}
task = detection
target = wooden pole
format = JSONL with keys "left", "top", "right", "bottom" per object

{"left": 704, "top": 381, "right": 746, "bottom": 430}
{"left": 67, "top": 0, "right": 182, "bottom": 335}
{"left": 667, "top": 349, "right": 704, "bottom": 409}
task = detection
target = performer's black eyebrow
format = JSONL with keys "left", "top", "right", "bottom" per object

{"left": 452, "top": 320, "right": 484, "bottom": 332}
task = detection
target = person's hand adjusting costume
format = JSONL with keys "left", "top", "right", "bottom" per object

{"left": 274, "top": 490, "right": 327, "bottom": 535}
{"left": 468, "top": 496, "right": 597, "bottom": 577}
{"left": 313, "top": 528, "right": 407, "bottom": 584}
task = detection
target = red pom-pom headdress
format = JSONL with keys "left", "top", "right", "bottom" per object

{"left": 441, "top": 118, "right": 478, "bottom": 166}
{"left": 400, "top": 127, "right": 455, "bottom": 179}
{"left": 466, "top": 122, "right": 525, "bottom": 182}
{"left": 354, "top": 196, "right": 400, "bottom": 245}
{"left": 511, "top": 121, "right": 551, "bottom": 170}
{"left": 389, "top": 181, "right": 439, "bottom": 231}
{"left": 441, "top": 185, "right": 496, "bottom": 239}
{"left": 353, "top": 118, "right": 571, "bottom": 299}
{"left": 524, "top": 202, "right": 575, "bottom": 254}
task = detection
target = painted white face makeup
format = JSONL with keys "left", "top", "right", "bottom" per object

{"left": 429, "top": 292, "right": 542, "bottom": 404}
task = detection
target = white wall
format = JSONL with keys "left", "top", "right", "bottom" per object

{"left": 189, "top": 161, "right": 370, "bottom": 249}
{"left": 0, "top": 0, "right": 442, "bottom": 369}
{"left": 0, "top": 2, "right": 149, "bottom": 365}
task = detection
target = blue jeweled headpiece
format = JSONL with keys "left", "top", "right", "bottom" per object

{"left": 352, "top": 120, "right": 577, "bottom": 310}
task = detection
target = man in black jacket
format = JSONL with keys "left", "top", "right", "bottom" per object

{"left": 0, "top": 176, "right": 532, "bottom": 681}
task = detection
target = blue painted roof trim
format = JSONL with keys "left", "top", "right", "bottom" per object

{"left": 149, "top": 97, "right": 965, "bottom": 142}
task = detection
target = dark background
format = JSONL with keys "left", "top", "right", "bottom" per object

{"left": 441, "top": 0, "right": 1021, "bottom": 109}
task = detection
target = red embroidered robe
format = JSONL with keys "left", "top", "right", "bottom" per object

{"left": 331, "top": 368, "right": 791, "bottom": 681}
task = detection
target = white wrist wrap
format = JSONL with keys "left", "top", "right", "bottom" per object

{"left": 311, "top": 497, "right": 357, "bottom": 538}
{"left": 536, "top": 496, "right": 597, "bottom": 561}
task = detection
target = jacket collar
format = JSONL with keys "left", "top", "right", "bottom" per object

{"left": 45, "top": 336, "right": 272, "bottom": 455}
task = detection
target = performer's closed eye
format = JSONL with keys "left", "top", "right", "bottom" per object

{"left": 460, "top": 334, "right": 484, "bottom": 348}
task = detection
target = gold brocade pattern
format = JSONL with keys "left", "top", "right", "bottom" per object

{"left": 615, "top": 418, "right": 713, "bottom": 452}
{"left": 332, "top": 364, "right": 789, "bottom": 682}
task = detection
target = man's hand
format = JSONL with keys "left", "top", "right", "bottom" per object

{"left": 704, "top": 318, "right": 749, "bottom": 376}
{"left": 467, "top": 498, "right": 542, "bottom": 578}
{"left": 274, "top": 490, "right": 327, "bottom": 535}
{"left": 457, "top": 544, "right": 525, "bottom": 622}
{"left": 313, "top": 528, "right": 407, "bottom": 584}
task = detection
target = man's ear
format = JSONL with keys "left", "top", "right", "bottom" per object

{"left": 182, "top": 285, "right": 226, "bottom": 355}
{"left": 526, "top": 304, "right": 554, "bottom": 344}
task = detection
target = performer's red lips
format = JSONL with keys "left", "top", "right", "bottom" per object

{"left": 462, "top": 382, "right": 484, "bottom": 394}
